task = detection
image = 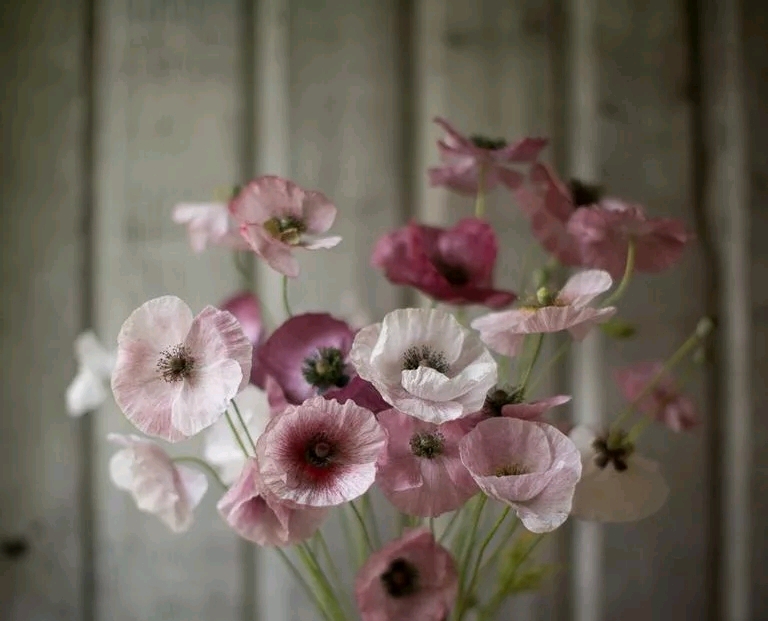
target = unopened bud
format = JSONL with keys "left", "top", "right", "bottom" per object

{"left": 696, "top": 316, "right": 716, "bottom": 338}
{"left": 536, "top": 287, "right": 554, "bottom": 307}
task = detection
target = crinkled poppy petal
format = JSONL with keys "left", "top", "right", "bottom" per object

{"left": 500, "top": 394, "right": 572, "bottom": 421}
{"left": 240, "top": 223, "right": 300, "bottom": 278}
{"left": 557, "top": 270, "right": 613, "bottom": 307}
{"left": 229, "top": 176, "right": 305, "bottom": 224}
{"left": 494, "top": 137, "right": 549, "bottom": 162}
{"left": 301, "top": 191, "right": 337, "bottom": 234}
{"left": 302, "top": 235, "right": 343, "bottom": 250}
{"left": 220, "top": 292, "right": 263, "bottom": 347}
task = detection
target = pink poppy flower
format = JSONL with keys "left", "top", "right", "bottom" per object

{"left": 256, "top": 397, "right": 386, "bottom": 507}
{"left": 229, "top": 176, "right": 342, "bottom": 278}
{"left": 111, "top": 296, "right": 253, "bottom": 442}
{"left": 217, "top": 458, "right": 328, "bottom": 547}
{"left": 376, "top": 409, "right": 478, "bottom": 517}
{"left": 569, "top": 426, "right": 669, "bottom": 522}
{"left": 219, "top": 291, "right": 267, "bottom": 387}
{"left": 108, "top": 434, "right": 208, "bottom": 533}
{"left": 355, "top": 527, "right": 458, "bottom": 621}
{"left": 470, "top": 270, "right": 617, "bottom": 357}
{"left": 324, "top": 375, "right": 391, "bottom": 415}
{"left": 567, "top": 200, "right": 692, "bottom": 278}
{"left": 459, "top": 417, "right": 582, "bottom": 532}
{"left": 257, "top": 313, "right": 356, "bottom": 405}
{"left": 478, "top": 386, "right": 571, "bottom": 422}
{"left": 613, "top": 361, "right": 698, "bottom": 431}
{"left": 172, "top": 202, "right": 249, "bottom": 253}
{"left": 428, "top": 117, "right": 548, "bottom": 194}
{"left": 371, "top": 218, "right": 516, "bottom": 309}
{"left": 350, "top": 308, "right": 497, "bottom": 424}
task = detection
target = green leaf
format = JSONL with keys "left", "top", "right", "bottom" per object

{"left": 600, "top": 317, "right": 637, "bottom": 339}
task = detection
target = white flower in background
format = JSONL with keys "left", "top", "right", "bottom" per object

{"left": 66, "top": 331, "right": 116, "bottom": 417}
{"left": 569, "top": 425, "right": 669, "bottom": 523}
{"left": 350, "top": 308, "right": 497, "bottom": 424}
{"left": 108, "top": 433, "right": 208, "bottom": 533}
{"left": 172, "top": 202, "right": 249, "bottom": 253}
{"left": 203, "top": 385, "right": 272, "bottom": 485}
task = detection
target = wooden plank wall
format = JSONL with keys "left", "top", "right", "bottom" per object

{"left": 0, "top": 0, "right": 757, "bottom": 620}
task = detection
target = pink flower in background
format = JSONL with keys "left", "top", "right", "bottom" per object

{"left": 477, "top": 386, "right": 572, "bottom": 422}
{"left": 256, "top": 397, "right": 386, "bottom": 507}
{"left": 66, "top": 331, "right": 116, "bottom": 417}
{"left": 111, "top": 296, "right": 252, "bottom": 442}
{"left": 108, "top": 434, "right": 208, "bottom": 533}
{"left": 324, "top": 375, "right": 391, "bottom": 415}
{"left": 229, "top": 176, "right": 342, "bottom": 277}
{"left": 376, "top": 409, "right": 478, "bottom": 517}
{"left": 355, "top": 528, "right": 458, "bottom": 621}
{"left": 217, "top": 458, "right": 328, "bottom": 547}
{"left": 471, "top": 270, "right": 616, "bottom": 357}
{"left": 219, "top": 291, "right": 268, "bottom": 387}
{"left": 614, "top": 361, "right": 699, "bottom": 431}
{"left": 428, "top": 117, "right": 548, "bottom": 194}
{"left": 569, "top": 426, "right": 669, "bottom": 522}
{"left": 459, "top": 417, "right": 582, "bottom": 532}
{"left": 371, "top": 218, "right": 516, "bottom": 309}
{"left": 567, "top": 200, "right": 692, "bottom": 279}
{"left": 257, "top": 313, "right": 356, "bottom": 405}
{"left": 350, "top": 308, "right": 497, "bottom": 424}
{"left": 172, "top": 202, "right": 249, "bottom": 253}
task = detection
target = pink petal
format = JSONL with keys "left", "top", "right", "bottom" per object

{"left": 302, "top": 235, "right": 343, "bottom": 250}
{"left": 433, "top": 117, "right": 474, "bottom": 150}
{"left": 493, "top": 166, "right": 525, "bottom": 190}
{"left": 501, "top": 395, "right": 572, "bottom": 421}
{"left": 117, "top": 295, "right": 193, "bottom": 349}
{"left": 428, "top": 161, "right": 481, "bottom": 195}
{"left": 229, "top": 176, "right": 305, "bottom": 225}
{"left": 220, "top": 292, "right": 263, "bottom": 347}
{"left": 494, "top": 137, "right": 549, "bottom": 162}
{"left": 301, "top": 190, "right": 337, "bottom": 234}
{"left": 241, "top": 223, "right": 300, "bottom": 278}
{"left": 557, "top": 270, "right": 613, "bottom": 307}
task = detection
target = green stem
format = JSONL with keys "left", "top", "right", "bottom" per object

{"left": 231, "top": 399, "right": 257, "bottom": 454}
{"left": 438, "top": 509, "right": 463, "bottom": 544}
{"left": 337, "top": 504, "right": 360, "bottom": 571}
{"left": 455, "top": 307, "right": 468, "bottom": 326}
{"left": 526, "top": 338, "right": 571, "bottom": 394}
{"left": 361, "top": 493, "right": 382, "bottom": 549}
{"left": 171, "top": 456, "right": 227, "bottom": 491}
{"left": 350, "top": 501, "right": 376, "bottom": 554}
{"left": 478, "top": 516, "right": 519, "bottom": 575}
{"left": 453, "top": 496, "right": 487, "bottom": 620}
{"left": 497, "top": 356, "right": 511, "bottom": 385}
{"left": 398, "top": 512, "right": 410, "bottom": 537}
{"left": 315, "top": 532, "right": 355, "bottom": 619}
{"left": 297, "top": 542, "right": 346, "bottom": 621}
{"left": 518, "top": 333, "right": 544, "bottom": 391}
{"left": 603, "top": 239, "right": 636, "bottom": 306}
{"left": 282, "top": 275, "right": 293, "bottom": 318}
{"left": 224, "top": 409, "right": 250, "bottom": 457}
{"left": 274, "top": 548, "right": 332, "bottom": 621}
{"left": 428, "top": 516, "right": 435, "bottom": 536}
{"left": 474, "top": 166, "right": 487, "bottom": 218}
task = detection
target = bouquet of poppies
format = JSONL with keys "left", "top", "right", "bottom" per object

{"left": 68, "top": 117, "right": 712, "bottom": 621}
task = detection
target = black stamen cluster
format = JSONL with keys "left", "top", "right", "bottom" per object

{"left": 402, "top": 345, "right": 449, "bottom": 375}
{"left": 302, "top": 347, "right": 349, "bottom": 392}
{"left": 381, "top": 558, "right": 419, "bottom": 598}
{"left": 469, "top": 135, "right": 508, "bottom": 150}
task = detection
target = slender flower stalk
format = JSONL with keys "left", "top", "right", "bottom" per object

{"left": 282, "top": 275, "right": 293, "bottom": 318}
{"left": 438, "top": 509, "right": 464, "bottom": 544}
{"left": 171, "top": 456, "right": 227, "bottom": 491}
{"left": 602, "top": 239, "right": 636, "bottom": 306}
{"left": 479, "top": 516, "right": 519, "bottom": 575}
{"left": 350, "top": 501, "right": 376, "bottom": 554}
{"left": 274, "top": 548, "right": 332, "bottom": 621}
{"left": 474, "top": 166, "right": 487, "bottom": 218}
{"left": 224, "top": 409, "right": 249, "bottom": 457}
{"left": 518, "top": 333, "right": 544, "bottom": 390}
{"left": 454, "top": 494, "right": 487, "bottom": 614}
{"left": 231, "top": 399, "right": 257, "bottom": 453}
{"left": 315, "top": 531, "right": 356, "bottom": 620}
{"left": 361, "top": 493, "right": 382, "bottom": 549}
{"left": 296, "top": 543, "right": 347, "bottom": 621}
{"left": 526, "top": 338, "right": 571, "bottom": 393}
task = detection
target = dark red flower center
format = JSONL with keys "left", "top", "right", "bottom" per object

{"left": 483, "top": 386, "right": 525, "bottom": 416}
{"left": 569, "top": 178, "right": 603, "bottom": 206}
{"left": 381, "top": 558, "right": 419, "bottom": 598}
{"left": 263, "top": 215, "right": 306, "bottom": 245}
{"left": 156, "top": 344, "right": 195, "bottom": 383}
{"left": 432, "top": 257, "right": 471, "bottom": 286}
{"left": 409, "top": 432, "right": 445, "bottom": 459}
{"left": 302, "top": 347, "right": 350, "bottom": 392}
{"left": 592, "top": 430, "right": 634, "bottom": 471}
{"left": 304, "top": 433, "right": 336, "bottom": 468}
{"left": 470, "top": 135, "right": 508, "bottom": 151}
{"left": 402, "top": 345, "right": 449, "bottom": 375}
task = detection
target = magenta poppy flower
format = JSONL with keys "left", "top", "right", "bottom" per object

{"left": 217, "top": 458, "right": 328, "bottom": 547}
{"left": 108, "top": 434, "right": 208, "bottom": 533}
{"left": 459, "top": 417, "right": 582, "bottom": 533}
{"left": 613, "top": 361, "right": 698, "bottom": 431}
{"left": 257, "top": 313, "right": 356, "bottom": 405}
{"left": 324, "top": 375, "right": 391, "bottom": 414}
{"left": 470, "top": 270, "right": 616, "bottom": 357}
{"left": 567, "top": 199, "right": 692, "bottom": 279}
{"left": 219, "top": 291, "right": 268, "bottom": 387}
{"left": 172, "top": 202, "right": 250, "bottom": 253}
{"left": 229, "top": 176, "right": 342, "bottom": 278}
{"left": 355, "top": 527, "right": 458, "bottom": 621}
{"left": 375, "top": 409, "right": 478, "bottom": 517}
{"left": 256, "top": 397, "right": 386, "bottom": 507}
{"left": 428, "top": 117, "right": 547, "bottom": 194}
{"left": 111, "top": 296, "right": 253, "bottom": 442}
{"left": 371, "top": 218, "right": 516, "bottom": 309}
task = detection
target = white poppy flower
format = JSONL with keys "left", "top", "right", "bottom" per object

{"left": 108, "top": 434, "right": 208, "bottom": 533}
{"left": 569, "top": 425, "right": 669, "bottom": 522}
{"left": 66, "top": 331, "right": 116, "bottom": 417}
{"left": 203, "top": 385, "right": 272, "bottom": 485}
{"left": 350, "top": 308, "right": 497, "bottom": 424}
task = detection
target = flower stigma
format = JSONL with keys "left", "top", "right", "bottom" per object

{"left": 402, "top": 345, "right": 450, "bottom": 375}
{"left": 409, "top": 432, "right": 445, "bottom": 459}
{"left": 304, "top": 433, "right": 335, "bottom": 468}
{"left": 263, "top": 215, "right": 306, "bottom": 245}
{"left": 380, "top": 558, "right": 420, "bottom": 598}
{"left": 592, "top": 429, "right": 634, "bottom": 471}
{"left": 470, "top": 135, "right": 508, "bottom": 150}
{"left": 302, "top": 347, "right": 349, "bottom": 392}
{"left": 156, "top": 344, "right": 195, "bottom": 383}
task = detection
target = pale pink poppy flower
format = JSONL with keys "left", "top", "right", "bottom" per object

{"left": 355, "top": 527, "right": 458, "bottom": 621}
{"left": 428, "top": 117, "right": 548, "bottom": 195}
{"left": 204, "top": 385, "right": 272, "bottom": 485}
{"left": 108, "top": 433, "right": 208, "bottom": 533}
{"left": 350, "top": 308, "right": 497, "bottom": 424}
{"left": 256, "top": 397, "right": 386, "bottom": 507}
{"left": 569, "top": 425, "right": 669, "bottom": 522}
{"left": 66, "top": 331, "right": 116, "bottom": 417}
{"left": 219, "top": 291, "right": 267, "bottom": 387}
{"left": 376, "top": 409, "right": 478, "bottom": 517}
{"left": 567, "top": 200, "right": 692, "bottom": 279}
{"left": 217, "top": 458, "right": 328, "bottom": 547}
{"left": 470, "top": 270, "right": 617, "bottom": 357}
{"left": 459, "top": 417, "right": 582, "bottom": 533}
{"left": 111, "top": 296, "right": 252, "bottom": 442}
{"left": 614, "top": 361, "right": 698, "bottom": 431}
{"left": 172, "top": 202, "right": 249, "bottom": 253}
{"left": 229, "top": 176, "right": 342, "bottom": 278}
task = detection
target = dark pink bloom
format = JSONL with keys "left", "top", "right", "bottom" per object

{"left": 220, "top": 291, "right": 267, "bottom": 386}
{"left": 459, "top": 417, "right": 582, "bottom": 533}
{"left": 355, "top": 527, "right": 458, "bottom": 621}
{"left": 229, "top": 176, "right": 342, "bottom": 278}
{"left": 257, "top": 313, "right": 356, "bottom": 405}
{"left": 256, "top": 397, "right": 386, "bottom": 507}
{"left": 613, "top": 361, "right": 698, "bottom": 431}
{"left": 428, "top": 117, "right": 547, "bottom": 195}
{"left": 376, "top": 409, "right": 478, "bottom": 517}
{"left": 567, "top": 200, "right": 692, "bottom": 278}
{"left": 217, "top": 458, "right": 328, "bottom": 547}
{"left": 111, "top": 296, "right": 252, "bottom": 442}
{"left": 371, "top": 218, "right": 516, "bottom": 309}
{"left": 324, "top": 375, "right": 391, "bottom": 414}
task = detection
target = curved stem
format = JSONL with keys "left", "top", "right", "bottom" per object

{"left": 296, "top": 543, "right": 346, "bottom": 621}
{"left": 282, "top": 275, "right": 293, "bottom": 318}
{"left": 274, "top": 548, "right": 332, "bottom": 621}
{"left": 474, "top": 166, "right": 487, "bottom": 218}
{"left": 361, "top": 493, "right": 382, "bottom": 549}
{"left": 171, "top": 456, "right": 227, "bottom": 491}
{"left": 518, "top": 334, "right": 544, "bottom": 391}
{"left": 478, "top": 516, "right": 519, "bottom": 575}
{"left": 350, "top": 501, "right": 376, "bottom": 554}
{"left": 603, "top": 239, "right": 636, "bottom": 306}
{"left": 453, "top": 496, "right": 487, "bottom": 621}
{"left": 224, "top": 409, "right": 250, "bottom": 457}
{"left": 526, "top": 338, "right": 571, "bottom": 393}
{"left": 438, "top": 509, "right": 463, "bottom": 544}
{"left": 231, "top": 398, "right": 256, "bottom": 454}
{"left": 315, "top": 531, "right": 355, "bottom": 619}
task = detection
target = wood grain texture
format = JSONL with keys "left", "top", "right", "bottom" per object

{"left": 0, "top": 1, "right": 87, "bottom": 619}
{"left": 92, "top": 1, "right": 246, "bottom": 618}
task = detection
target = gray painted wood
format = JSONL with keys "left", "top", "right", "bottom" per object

{"left": 0, "top": 1, "right": 87, "bottom": 619}
{"left": 92, "top": 0, "right": 246, "bottom": 618}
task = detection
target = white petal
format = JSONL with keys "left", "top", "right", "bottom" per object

{"left": 378, "top": 308, "right": 465, "bottom": 366}
{"left": 109, "top": 448, "right": 135, "bottom": 491}
{"left": 557, "top": 270, "right": 613, "bottom": 307}
{"left": 66, "top": 367, "right": 108, "bottom": 417}
{"left": 176, "top": 465, "right": 209, "bottom": 509}
{"left": 74, "top": 331, "right": 116, "bottom": 376}
{"left": 569, "top": 425, "right": 597, "bottom": 458}
{"left": 117, "top": 296, "right": 194, "bottom": 349}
